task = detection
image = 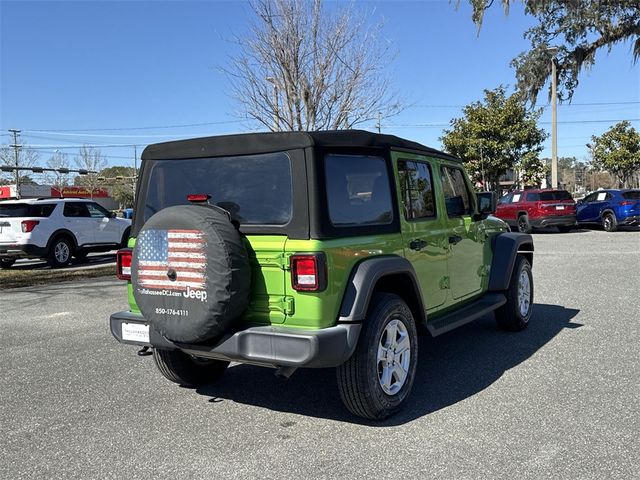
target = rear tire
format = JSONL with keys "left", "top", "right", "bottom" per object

{"left": 153, "top": 349, "right": 229, "bottom": 387}
{"left": 0, "top": 257, "right": 16, "bottom": 269}
{"left": 602, "top": 212, "right": 618, "bottom": 232}
{"left": 517, "top": 214, "right": 532, "bottom": 234}
{"left": 47, "top": 237, "right": 73, "bottom": 268}
{"left": 495, "top": 255, "right": 533, "bottom": 331}
{"left": 336, "top": 293, "right": 418, "bottom": 420}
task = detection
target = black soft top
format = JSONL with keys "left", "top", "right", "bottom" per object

{"left": 141, "top": 129, "right": 460, "bottom": 163}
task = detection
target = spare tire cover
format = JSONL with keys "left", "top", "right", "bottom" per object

{"left": 131, "top": 204, "right": 251, "bottom": 343}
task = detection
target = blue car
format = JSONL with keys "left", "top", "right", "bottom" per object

{"left": 576, "top": 189, "right": 640, "bottom": 232}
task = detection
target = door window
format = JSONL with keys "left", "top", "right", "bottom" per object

{"left": 86, "top": 203, "right": 110, "bottom": 218}
{"left": 398, "top": 160, "right": 436, "bottom": 220}
{"left": 440, "top": 166, "right": 473, "bottom": 217}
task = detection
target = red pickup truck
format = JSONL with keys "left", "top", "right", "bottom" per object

{"left": 494, "top": 189, "right": 577, "bottom": 233}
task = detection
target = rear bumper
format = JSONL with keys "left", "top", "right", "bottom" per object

{"left": 110, "top": 311, "right": 361, "bottom": 368}
{"left": 530, "top": 215, "right": 576, "bottom": 228}
{"left": 0, "top": 243, "right": 47, "bottom": 258}
{"left": 620, "top": 215, "right": 640, "bottom": 226}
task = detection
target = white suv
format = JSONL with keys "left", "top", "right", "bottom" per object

{"left": 0, "top": 198, "right": 131, "bottom": 268}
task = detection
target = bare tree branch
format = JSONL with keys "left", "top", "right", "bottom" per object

{"left": 224, "top": 0, "right": 403, "bottom": 131}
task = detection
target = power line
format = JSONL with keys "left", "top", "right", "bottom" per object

{"left": 409, "top": 101, "right": 640, "bottom": 108}
{"left": 23, "top": 119, "right": 247, "bottom": 133}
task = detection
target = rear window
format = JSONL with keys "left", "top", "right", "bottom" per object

{"left": 622, "top": 191, "right": 640, "bottom": 200}
{"left": 538, "top": 191, "right": 572, "bottom": 201}
{"left": 324, "top": 154, "right": 393, "bottom": 227}
{"left": 0, "top": 203, "right": 56, "bottom": 217}
{"left": 142, "top": 152, "right": 292, "bottom": 225}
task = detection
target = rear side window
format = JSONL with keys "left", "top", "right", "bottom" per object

{"left": 526, "top": 192, "right": 540, "bottom": 201}
{"left": 622, "top": 191, "right": 640, "bottom": 200}
{"left": 324, "top": 154, "right": 393, "bottom": 226}
{"left": 398, "top": 160, "right": 436, "bottom": 220}
{"left": 440, "top": 166, "right": 473, "bottom": 216}
{"left": 0, "top": 203, "right": 56, "bottom": 217}
{"left": 539, "top": 190, "right": 572, "bottom": 201}
{"left": 143, "top": 152, "right": 292, "bottom": 225}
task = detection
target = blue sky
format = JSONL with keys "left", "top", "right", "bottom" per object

{"left": 1, "top": 0, "right": 638, "bottom": 168}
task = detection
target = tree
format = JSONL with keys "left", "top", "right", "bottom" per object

{"left": 98, "top": 166, "right": 136, "bottom": 208}
{"left": 0, "top": 144, "right": 39, "bottom": 193}
{"left": 74, "top": 146, "right": 107, "bottom": 198}
{"left": 44, "top": 151, "right": 71, "bottom": 195}
{"left": 440, "top": 86, "right": 547, "bottom": 190}
{"left": 588, "top": 121, "right": 640, "bottom": 188}
{"left": 519, "top": 152, "right": 548, "bottom": 187}
{"left": 465, "top": 1, "right": 640, "bottom": 102}
{"left": 226, "top": 0, "right": 402, "bottom": 131}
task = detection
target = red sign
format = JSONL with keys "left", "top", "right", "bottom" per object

{"left": 0, "top": 186, "right": 13, "bottom": 198}
{"left": 51, "top": 186, "right": 110, "bottom": 198}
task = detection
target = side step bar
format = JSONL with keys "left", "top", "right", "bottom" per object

{"left": 427, "top": 293, "right": 506, "bottom": 337}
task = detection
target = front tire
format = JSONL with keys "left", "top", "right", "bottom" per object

{"left": 336, "top": 293, "right": 418, "bottom": 420}
{"left": 495, "top": 255, "right": 533, "bottom": 331}
{"left": 0, "top": 257, "right": 16, "bottom": 269}
{"left": 47, "top": 237, "right": 73, "bottom": 268}
{"left": 602, "top": 212, "right": 618, "bottom": 232}
{"left": 153, "top": 349, "right": 229, "bottom": 387}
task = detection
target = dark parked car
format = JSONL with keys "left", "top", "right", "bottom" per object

{"left": 576, "top": 189, "right": 640, "bottom": 232}
{"left": 494, "top": 189, "right": 576, "bottom": 233}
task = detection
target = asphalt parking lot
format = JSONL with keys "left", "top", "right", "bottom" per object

{"left": 1, "top": 229, "right": 638, "bottom": 479}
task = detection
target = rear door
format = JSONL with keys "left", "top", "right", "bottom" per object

{"left": 395, "top": 154, "right": 448, "bottom": 311}
{"left": 62, "top": 202, "right": 94, "bottom": 246}
{"left": 440, "top": 164, "right": 485, "bottom": 301}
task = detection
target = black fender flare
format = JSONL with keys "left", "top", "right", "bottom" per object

{"left": 488, "top": 232, "right": 534, "bottom": 291}
{"left": 47, "top": 229, "right": 78, "bottom": 251}
{"left": 338, "top": 255, "right": 426, "bottom": 324}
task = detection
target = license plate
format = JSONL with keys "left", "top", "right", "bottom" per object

{"left": 556, "top": 205, "right": 565, "bottom": 210}
{"left": 122, "top": 322, "right": 150, "bottom": 343}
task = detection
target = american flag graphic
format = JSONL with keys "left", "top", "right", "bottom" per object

{"left": 137, "top": 229, "right": 207, "bottom": 290}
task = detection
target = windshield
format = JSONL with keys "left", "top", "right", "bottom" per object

{"left": 0, "top": 203, "right": 56, "bottom": 217}
{"left": 538, "top": 191, "right": 572, "bottom": 201}
{"left": 142, "top": 152, "right": 292, "bottom": 225}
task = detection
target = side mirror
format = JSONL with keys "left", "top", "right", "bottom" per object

{"left": 109, "top": 211, "right": 117, "bottom": 218}
{"left": 477, "top": 191, "right": 496, "bottom": 217}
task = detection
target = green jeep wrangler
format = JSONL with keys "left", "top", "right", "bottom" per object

{"left": 110, "top": 130, "right": 534, "bottom": 420}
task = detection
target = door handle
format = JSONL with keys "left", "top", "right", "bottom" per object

{"left": 409, "top": 239, "right": 428, "bottom": 251}
{"left": 448, "top": 235, "right": 463, "bottom": 245}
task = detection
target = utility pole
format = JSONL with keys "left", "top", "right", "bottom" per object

{"left": 550, "top": 54, "right": 558, "bottom": 189}
{"left": 8, "top": 129, "right": 21, "bottom": 199}
{"left": 133, "top": 146, "right": 138, "bottom": 202}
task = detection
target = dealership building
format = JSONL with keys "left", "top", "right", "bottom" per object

{"left": 0, "top": 184, "right": 119, "bottom": 210}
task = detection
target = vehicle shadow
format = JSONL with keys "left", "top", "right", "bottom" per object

{"left": 195, "top": 303, "right": 581, "bottom": 425}
{"left": 11, "top": 253, "right": 116, "bottom": 270}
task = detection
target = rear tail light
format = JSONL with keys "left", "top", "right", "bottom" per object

{"left": 117, "top": 249, "right": 132, "bottom": 281}
{"left": 187, "top": 194, "right": 211, "bottom": 203}
{"left": 620, "top": 201, "right": 635, "bottom": 206}
{"left": 290, "top": 253, "right": 327, "bottom": 292}
{"left": 21, "top": 220, "right": 39, "bottom": 233}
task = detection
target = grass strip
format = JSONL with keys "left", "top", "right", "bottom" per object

{"left": 0, "top": 265, "right": 115, "bottom": 289}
